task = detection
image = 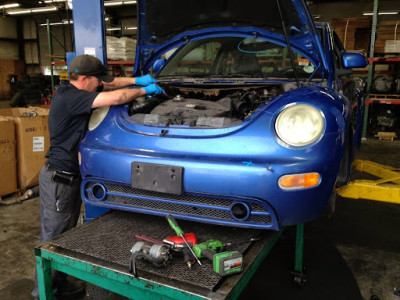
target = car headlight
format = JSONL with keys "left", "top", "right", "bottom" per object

{"left": 88, "top": 106, "right": 110, "bottom": 131}
{"left": 275, "top": 104, "right": 324, "bottom": 147}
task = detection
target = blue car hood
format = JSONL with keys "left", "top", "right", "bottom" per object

{"left": 136, "top": 0, "right": 328, "bottom": 74}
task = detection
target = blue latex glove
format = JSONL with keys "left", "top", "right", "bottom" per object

{"left": 135, "top": 74, "right": 157, "bottom": 86}
{"left": 142, "top": 84, "right": 166, "bottom": 95}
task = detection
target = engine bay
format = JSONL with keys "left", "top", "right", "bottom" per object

{"left": 128, "top": 83, "right": 294, "bottom": 127}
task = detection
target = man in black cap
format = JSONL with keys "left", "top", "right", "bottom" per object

{"left": 32, "top": 54, "right": 164, "bottom": 299}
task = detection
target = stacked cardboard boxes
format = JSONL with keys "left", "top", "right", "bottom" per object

{"left": 0, "top": 106, "right": 50, "bottom": 193}
{"left": 0, "top": 117, "right": 17, "bottom": 196}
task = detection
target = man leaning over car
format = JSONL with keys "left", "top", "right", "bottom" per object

{"left": 32, "top": 54, "right": 164, "bottom": 299}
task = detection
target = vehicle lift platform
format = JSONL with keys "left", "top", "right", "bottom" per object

{"left": 35, "top": 211, "right": 305, "bottom": 300}
{"left": 336, "top": 159, "right": 400, "bottom": 205}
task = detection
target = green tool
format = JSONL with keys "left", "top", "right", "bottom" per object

{"left": 193, "top": 239, "right": 243, "bottom": 276}
{"left": 166, "top": 214, "right": 202, "bottom": 266}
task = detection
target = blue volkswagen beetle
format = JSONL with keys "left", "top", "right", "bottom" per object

{"left": 79, "top": 0, "right": 368, "bottom": 230}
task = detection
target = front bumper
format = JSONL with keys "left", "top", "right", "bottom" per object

{"left": 82, "top": 178, "right": 278, "bottom": 230}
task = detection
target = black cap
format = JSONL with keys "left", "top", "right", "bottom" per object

{"left": 69, "top": 54, "right": 114, "bottom": 82}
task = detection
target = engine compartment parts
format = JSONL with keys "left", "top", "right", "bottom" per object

{"left": 127, "top": 84, "right": 286, "bottom": 127}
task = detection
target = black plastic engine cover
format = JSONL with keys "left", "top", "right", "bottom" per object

{"left": 150, "top": 97, "right": 232, "bottom": 118}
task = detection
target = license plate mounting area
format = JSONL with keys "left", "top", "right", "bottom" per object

{"left": 131, "top": 162, "right": 183, "bottom": 195}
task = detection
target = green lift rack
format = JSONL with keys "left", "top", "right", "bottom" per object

{"left": 35, "top": 211, "right": 305, "bottom": 300}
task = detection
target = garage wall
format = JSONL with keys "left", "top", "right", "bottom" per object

{"left": 0, "top": 17, "right": 19, "bottom": 60}
{"left": 309, "top": 0, "right": 400, "bottom": 22}
{"left": 38, "top": 24, "right": 74, "bottom": 66}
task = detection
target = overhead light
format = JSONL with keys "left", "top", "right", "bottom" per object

{"left": 7, "top": 9, "right": 32, "bottom": 15}
{"left": 313, "top": 15, "right": 321, "bottom": 19}
{"left": 39, "top": 19, "right": 73, "bottom": 26}
{"left": 39, "top": 22, "right": 63, "bottom": 26}
{"left": 105, "top": 1, "right": 123, "bottom": 6}
{"left": 104, "top": 0, "right": 136, "bottom": 6}
{"left": 7, "top": 6, "right": 58, "bottom": 15}
{"left": 124, "top": 26, "right": 137, "bottom": 30}
{"left": 44, "top": 0, "right": 67, "bottom": 2}
{"left": 33, "top": 6, "right": 58, "bottom": 12}
{"left": 363, "top": 11, "right": 399, "bottom": 15}
{"left": 0, "top": 3, "right": 20, "bottom": 9}
{"left": 107, "top": 27, "right": 122, "bottom": 31}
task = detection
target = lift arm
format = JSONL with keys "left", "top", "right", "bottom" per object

{"left": 336, "top": 159, "right": 400, "bottom": 204}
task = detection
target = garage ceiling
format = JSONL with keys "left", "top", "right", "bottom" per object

{"left": 3, "top": 0, "right": 367, "bottom": 7}
{"left": 0, "top": 0, "right": 393, "bottom": 25}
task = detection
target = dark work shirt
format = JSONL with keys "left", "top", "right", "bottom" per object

{"left": 47, "top": 82, "right": 98, "bottom": 173}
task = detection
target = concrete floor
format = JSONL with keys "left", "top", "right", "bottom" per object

{"left": 0, "top": 139, "right": 399, "bottom": 300}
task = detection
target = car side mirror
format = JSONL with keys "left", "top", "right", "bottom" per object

{"left": 342, "top": 52, "right": 368, "bottom": 69}
{"left": 152, "top": 58, "right": 166, "bottom": 73}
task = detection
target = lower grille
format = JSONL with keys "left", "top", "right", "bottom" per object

{"left": 83, "top": 179, "right": 276, "bottom": 229}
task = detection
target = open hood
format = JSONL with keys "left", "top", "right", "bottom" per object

{"left": 136, "top": 0, "right": 327, "bottom": 74}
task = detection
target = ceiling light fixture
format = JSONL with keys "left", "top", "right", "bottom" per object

{"left": 363, "top": 11, "right": 399, "bottom": 16}
{"left": 104, "top": 0, "right": 137, "bottom": 6}
{"left": 39, "top": 19, "right": 73, "bottom": 26}
{"left": 39, "top": 22, "right": 63, "bottom": 26}
{"left": 124, "top": 26, "right": 137, "bottom": 30}
{"left": 105, "top": 1, "right": 123, "bottom": 6}
{"left": 7, "top": 6, "right": 58, "bottom": 15}
{"left": 0, "top": 3, "right": 20, "bottom": 9}
{"left": 107, "top": 27, "right": 122, "bottom": 31}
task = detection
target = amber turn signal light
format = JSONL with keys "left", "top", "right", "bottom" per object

{"left": 278, "top": 173, "right": 320, "bottom": 190}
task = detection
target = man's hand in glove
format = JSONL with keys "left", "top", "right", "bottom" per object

{"left": 135, "top": 74, "right": 157, "bottom": 86}
{"left": 142, "top": 84, "right": 166, "bottom": 96}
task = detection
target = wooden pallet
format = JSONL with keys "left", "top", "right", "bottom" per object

{"left": 374, "top": 132, "right": 397, "bottom": 141}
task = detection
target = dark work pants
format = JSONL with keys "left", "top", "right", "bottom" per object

{"left": 32, "top": 163, "right": 82, "bottom": 299}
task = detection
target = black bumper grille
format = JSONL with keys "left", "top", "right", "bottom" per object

{"left": 83, "top": 179, "right": 274, "bottom": 228}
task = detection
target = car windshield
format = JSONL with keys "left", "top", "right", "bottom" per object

{"left": 158, "top": 37, "right": 319, "bottom": 80}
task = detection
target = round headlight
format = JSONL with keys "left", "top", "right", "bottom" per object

{"left": 275, "top": 104, "right": 324, "bottom": 147}
{"left": 88, "top": 106, "right": 110, "bottom": 131}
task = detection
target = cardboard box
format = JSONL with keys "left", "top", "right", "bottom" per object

{"left": 0, "top": 116, "right": 18, "bottom": 196}
{"left": 0, "top": 107, "right": 50, "bottom": 189}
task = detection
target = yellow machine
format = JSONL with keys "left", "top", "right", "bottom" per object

{"left": 336, "top": 159, "right": 400, "bottom": 204}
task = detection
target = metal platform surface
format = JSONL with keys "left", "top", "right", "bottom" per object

{"left": 46, "top": 210, "right": 267, "bottom": 292}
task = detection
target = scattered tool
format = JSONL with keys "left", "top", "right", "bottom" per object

{"left": 193, "top": 239, "right": 224, "bottom": 258}
{"left": 135, "top": 234, "right": 164, "bottom": 245}
{"left": 193, "top": 239, "right": 243, "bottom": 276}
{"left": 129, "top": 241, "right": 171, "bottom": 277}
{"left": 224, "top": 237, "right": 260, "bottom": 247}
{"left": 163, "top": 233, "right": 198, "bottom": 248}
{"left": 135, "top": 233, "right": 198, "bottom": 268}
{"left": 163, "top": 233, "right": 198, "bottom": 269}
{"left": 166, "top": 214, "right": 202, "bottom": 266}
